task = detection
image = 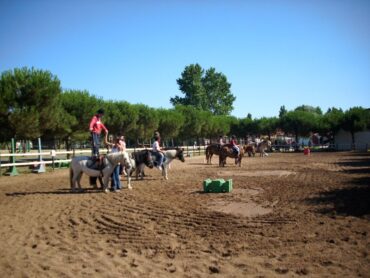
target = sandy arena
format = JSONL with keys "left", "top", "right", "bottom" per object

{"left": 0, "top": 152, "right": 369, "bottom": 277}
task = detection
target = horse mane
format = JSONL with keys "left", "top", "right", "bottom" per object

{"left": 106, "top": 151, "right": 131, "bottom": 166}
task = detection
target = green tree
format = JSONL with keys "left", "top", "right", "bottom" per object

{"left": 207, "top": 115, "right": 234, "bottom": 139}
{"left": 131, "top": 104, "right": 159, "bottom": 144}
{"left": 157, "top": 108, "right": 185, "bottom": 143}
{"left": 279, "top": 105, "right": 287, "bottom": 118}
{"left": 103, "top": 100, "right": 140, "bottom": 138}
{"left": 341, "top": 107, "right": 369, "bottom": 147}
{"left": 295, "top": 105, "right": 322, "bottom": 115}
{"left": 280, "top": 110, "right": 320, "bottom": 146}
{"left": 175, "top": 105, "right": 208, "bottom": 142}
{"left": 230, "top": 117, "right": 258, "bottom": 139}
{"left": 0, "top": 67, "right": 62, "bottom": 139}
{"left": 171, "top": 64, "right": 235, "bottom": 115}
{"left": 256, "top": 117, "right": 278, "bottom": 140}
{"left": 202, "top": 67, "right": 235, "bottom": 115}
{"left": 60, "top": 90, "right": 104, "bottom": 141}
{"left": 171, "top": 64, "right": 205, "bottom": 109}
{"left": 320, "top": 107, "right": 344, "bottom": 143}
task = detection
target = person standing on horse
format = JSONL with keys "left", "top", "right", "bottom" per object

{"left": 152, "top": 133, "right": 164, "bottom": 170}
{"left": 89, "top": 108, "right": 108, "bottom": 159}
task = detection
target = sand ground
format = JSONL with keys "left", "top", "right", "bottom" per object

{"left": 0, "top": 152, "right": 369, "bottom": 277}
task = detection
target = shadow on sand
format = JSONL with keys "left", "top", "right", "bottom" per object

{"left": 5, "top": 187, "right": 104, "bottom": 196}
{"left": 306, "top": 153, "right": 370, "bottom": 217}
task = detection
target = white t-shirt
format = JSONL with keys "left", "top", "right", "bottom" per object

{"left": 119, "top": 140, "right": 126, "bottom": 151}
{"left": 152, "top": 141, "right": 160, "bottom": 152}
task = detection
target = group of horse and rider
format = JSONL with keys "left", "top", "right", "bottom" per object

{"left": 69, "top": 109, "right": 185, "bottom": 193}
{"left": 206, "top": 134, "right": 272, "bottom": 166}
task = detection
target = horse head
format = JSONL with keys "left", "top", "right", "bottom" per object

{"left": 176, "top": 148, "right": 185, "bottom": 162}
{"left": 143, "top": 149, "right": 154, "bottom": 168}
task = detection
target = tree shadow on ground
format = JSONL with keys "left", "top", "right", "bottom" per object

{"left": 306, "top": 153, "right": 370, "bottom": 217}
{"left": 5, "top": 188, "right": 103, "bottom": 196}
{"left": 307, "top": 186, "right": 370, "bottom": 217}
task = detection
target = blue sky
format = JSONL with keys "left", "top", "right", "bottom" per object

{"left": 1, "top": 0, "right": 369, "bottom": 118}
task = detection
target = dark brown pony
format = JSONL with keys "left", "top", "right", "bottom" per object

{"left": 132, "top": 149, "right": 154, "bottom": 180}
{"left": 205, "top": 144, "right": 222, "bottom": 164}
{"left": 219, "top": 144, "right": 244, "bottom": 167}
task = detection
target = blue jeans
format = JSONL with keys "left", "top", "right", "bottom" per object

{"left": 153, "top": 152, "right": 164, "bottom": 167}
{"left": 232, "top": 145, "right": 240, "bottom": 155}
{"left": 91, "top": 132, "right": 100, "bottom": 157}
{"left": 111, "top": 165, "right": 121, "bottom": 190}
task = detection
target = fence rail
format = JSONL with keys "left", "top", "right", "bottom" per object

{"left": 0, "top": 143, "right": 206, "bottom": 176}
{"left": 1, "top": 139, "right": 368, "bottom": 176}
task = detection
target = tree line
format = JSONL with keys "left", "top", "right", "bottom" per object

{"left": 1, "top": 67, "right": 369, "bottom": 146}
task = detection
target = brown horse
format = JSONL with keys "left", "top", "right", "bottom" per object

{"left": 243, "top": 144, "right": 256, "bottom": 157}
{"left": 205, "top": 144, "right": 222, "bottom": 164}
{"left": 219, "top": 144, "right": 244, "bottom": 167}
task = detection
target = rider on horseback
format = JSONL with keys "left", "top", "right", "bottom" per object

{"left": 218, "top": 135, "right": 224, "bottom": 148}
{"left": 152, "top": 132, "right": 164, "bottom": 170}
{"left": 230, "top": 135, "right": 240, "bottom": 163}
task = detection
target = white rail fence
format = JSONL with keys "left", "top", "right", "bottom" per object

{"left": 0, "top": 145, "right": 206, "bottom": 176}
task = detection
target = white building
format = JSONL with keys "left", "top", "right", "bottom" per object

{"left": 334, "top": 129, "right": 370, "bottom": 151}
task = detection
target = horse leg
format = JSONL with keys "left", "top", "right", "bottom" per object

{"left": 219, "top": 155, "right": 225, "bottom": 167}
{"left": 71, "top": 170, "right": 78, "bottom": 192}
{"left": 139, "top": 164, "right": 145, "bottom": 180}
{"left": 126, "top": 167, "right": 132, "bottom": 189}
{"left": 135, "top": 165, "right": 139, "bottom": 180}
{"left": 162, "top": 164, "right": 168, "bottom": 180}
{"left": 77, "top": 172, "right": 84, "bottom": 191}
{"left": 103, "top": 175, "right": 110, "bottom": 193}
{"left": 69, "top": 167, "right": 74, "bottom": 191}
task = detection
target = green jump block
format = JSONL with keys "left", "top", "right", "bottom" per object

{"left": 203, "top": 178, "right": 232, "bottom": 193}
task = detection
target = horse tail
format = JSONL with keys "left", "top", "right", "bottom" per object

{"left": 205, "top": 146, "right": 210, "bottom": 164}
{"left": 69, "top": 165, "right": 73, "bottom": 188}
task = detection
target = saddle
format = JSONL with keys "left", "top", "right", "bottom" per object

{"left": 89, "top": 155, "right": 106, "bottom": 171}
{"left": 89, "top": 155, "right": 105, "bottom": 188}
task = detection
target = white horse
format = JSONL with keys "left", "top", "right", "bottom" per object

{"left": 257, "top": 140, "right": 272, "bottom": 157}
{"left": 69, "top": 152, "right": 135, "bottom": 193}
{"left": 161, "top": 148, "right": 185, "bottom": 180}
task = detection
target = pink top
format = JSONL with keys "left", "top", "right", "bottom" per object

{"left": 89, "top": 115, "right": 108, "bottom": 134}
{"left": 230, "top": 139, "right": 238, "bottom": 146}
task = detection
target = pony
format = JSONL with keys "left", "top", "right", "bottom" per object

{"left": 243, "top": 143, "right": 256, "bottom": 157}
{"left": 131, "top": 149, "right": 154, "bottom": 180}
{"left": 257, "top": 139, "right": 272, "bottom": 157}
{"left": 69, "top": 152, "right": 135, "bottom": 193}
{"left": 134, "top": 148, "right": 185, "bottom": 180}
{"left": 160, "top": 148, "right": 185, "bottom": 180}
{"left": 205, "top": 144, "right": 222, "bottom": 164}
{"left": 219, "top": 144, "right": 244, "bottom": 167}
